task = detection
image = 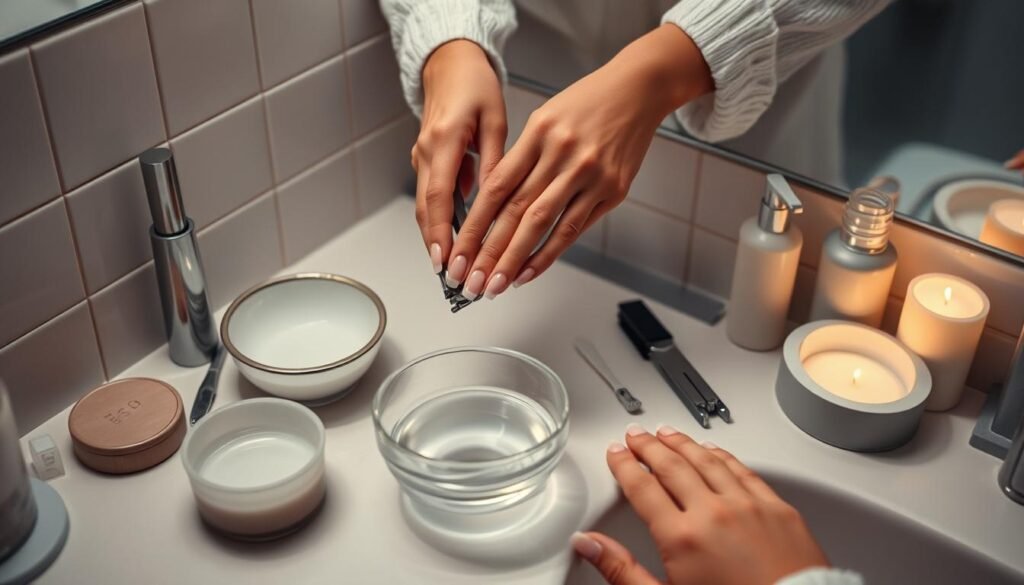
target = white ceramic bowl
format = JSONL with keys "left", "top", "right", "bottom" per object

{"left": 181, "top": 398, "right": 326, "bottom": 540}
{"left": 221, "top": 273, "right": 386, "bottom": 403}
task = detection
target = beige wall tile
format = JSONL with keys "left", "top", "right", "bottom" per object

{"left": 0, "top": 200, "right": 85, "bottom": 346}
{"left": 791, "top": 185, "right": 844, "bottom": 268}
{"left": 265, "top": 55, "right": 352, "bottom": 181}
{"left": 197, "top": 192, "right": 283, "bottom": 309}
{"left": 170, "top": 97, "right": 274, "bottom": 229}
{"left": 90, "top": 262, "right": 164, "bottom": 377}
{"left": 606, "top": 201, "right": 689, "bottom": 284}
{"left": 32, "top": 4, "right": 164, "bottom": 189}
{"left": 251, "top": 0, "right": 343, "bottom": 88}
{"left": 688, "top": 228, "right": 738, "bottom": 299}
{"left": 0, "top": 302, "right": 104, "bottom": 434}
{"left": 277, "top": 149, "right": 358, "bottom": 263}
{"left": 65, "top": 157, "right": 152, "bottom": 293}
{"left": 347, "top": 35, "right": 405, "bottom": 137}
{"left": 628, "top": 138, "right": 699, "bottom": 220}
{"left": 144, "top": 0, "right": 260, "bottom": 134}
{"left": 340, "top": 0, "right": 387, "bottom": 48}
{"left": 694, "top": 154, "right": 763, "bottom": 239}
{"left": 354, "top": 115, "right": 417, "bottom": 217}
{"left": 0, "top": 49, "right": 60, "bottom": 225}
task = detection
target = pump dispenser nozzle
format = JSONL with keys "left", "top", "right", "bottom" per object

{"left": 758, "top": 174, "right": 803, "bottom": 234}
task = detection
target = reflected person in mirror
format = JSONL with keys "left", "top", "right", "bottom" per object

{"left": 381, "top": 0, "right": 894, "bottom": 301}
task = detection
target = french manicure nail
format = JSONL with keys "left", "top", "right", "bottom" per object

{"left": 607, "top": 441, "right": 627, "bottom": 453}
{"left": 625, "top": 423, "right": 647, "bottom": 437}
{"left": 512, "top": 267, "right": 536, "bottom": 288}
{"left": 445, "top": 255, "right": 467, "bottom": 287}
{"left": 656, "top": 424, "right": 680, "bottom": 436}
{"left": 429, "top": 243, "right": 443, "bottom": 274}
{"left": 463, "top": 269, "right": 486, "bottom": 299}
{"left": 484, "top": 273, "right": 508, "bottom": 300}
{"left": 570, "top": 532, "right": 602, "bottom": 562}
{"left": 701, "top": 440, "right": 719, "bottom": 450}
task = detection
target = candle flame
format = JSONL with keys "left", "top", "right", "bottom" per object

{"left": 943, "top": 286, "right": 952, "bottom": 305}
{"left": 852, "top": 368, "right": 862, "bottom": 384}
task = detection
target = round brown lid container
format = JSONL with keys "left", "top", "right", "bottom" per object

{"left": 68, "top": 378, "right": 186, "bottom": 474}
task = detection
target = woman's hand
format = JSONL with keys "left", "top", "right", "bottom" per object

{"left": 414, "top": 40, "right": 507, "bottom": 275}
{"left": 1006, "top": 149, "right": 1024, "bottom": 171}
{"left": 573, "top": 425, "right": 829, "bottom": 585}
{"left": 444, "top": 24, "right": 712, "bottom": 299}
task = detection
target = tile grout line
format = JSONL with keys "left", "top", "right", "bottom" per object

{"left": 682, "top": 152, "right": 704, "bottom": 284}
{"left": 25, "top": 48, "right": 68, "bottom": 195}
{"left": 139, "top": 2, "right": 172, "bottom": 144}
{"left": 340, "top": 40, "right": 362, "bottom": 219}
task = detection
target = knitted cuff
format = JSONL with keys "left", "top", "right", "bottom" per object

{"left": 662, "top": 0, "right": 778, "bottom": 142}
{"left": 394, "top": 0, "right": 516, "bottom": 116}
{"left": 776, "top": 567, "right": 865, "bottom": 585}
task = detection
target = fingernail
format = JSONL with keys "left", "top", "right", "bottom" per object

{"left": 607, "top": 441, "right": 627, "bottom": 453}
{"left": 463, "top": 269, "right": 486, "bottom": 299}
{"left": 429, "top": 243, "right": 443, "bottom": 274}
{"left": 701, "top": 440, "right": 719, "bottom": 450}
{"left": 570, "top": 532, "right": 602, "bottom": 562}
{"left": 656, "top": 424, "right": 680, "bottom": 436}
{"left": 445, "top": 255, "right": 467, "bottom": 287}
{"left": 625, "top": 423, "right": 646, "bottom": 437}
{"left": 484, "top": 273, "right": 508, "bottom": 300}
{"left": 512, "top": 267, "right": 536, "bottom": 288}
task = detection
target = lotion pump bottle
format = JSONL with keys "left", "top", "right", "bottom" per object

{"left": 727, "top": 174, "right": 803, "bottom": 350}
{"left": 809, "top": 187, "right": 897, "bottom": 327}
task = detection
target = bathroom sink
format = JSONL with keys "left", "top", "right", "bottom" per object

{"left": 565, "top": 469, "right": 1024, "bottom": 585}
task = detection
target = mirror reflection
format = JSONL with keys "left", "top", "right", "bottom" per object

{"left": 503, "top": 0, "right": 1024, "bottom": 258}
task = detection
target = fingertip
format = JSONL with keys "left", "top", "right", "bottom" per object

{"left": 570, "top": 531, "right": 602, "bottom": 563}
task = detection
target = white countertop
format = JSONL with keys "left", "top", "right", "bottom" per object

{"left": 20, "top": 198, "right": 1024, "bottom": 584}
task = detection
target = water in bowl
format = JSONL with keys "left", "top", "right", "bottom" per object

{"left": 392, "top": 386, "right": 557, "bottom": 461}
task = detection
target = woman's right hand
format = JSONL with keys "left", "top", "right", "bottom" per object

{"left": 414, "top": 40, "right": 507, "bottom": 277}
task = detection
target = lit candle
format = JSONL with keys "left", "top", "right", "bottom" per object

{"left": 803, "top": 351, "right": 907, "bottom": 403}
{"left": 980, "top": 199, "right": 1024, "bottom": 256}
{"left": 896, "top": 273, "right": 990, "bottom": 411}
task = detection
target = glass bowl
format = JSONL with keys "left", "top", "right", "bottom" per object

{"left": 373, "top": 347, "right": 570, "bottom": 514}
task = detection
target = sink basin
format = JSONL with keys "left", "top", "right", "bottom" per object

{"left": 566, "top": 469, "right": 1024, "bottom": 585}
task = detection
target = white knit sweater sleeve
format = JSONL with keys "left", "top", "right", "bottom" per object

{"left": 379, "top": 0, "right": 517, "bottom": 116}
{"left": 776, "top": 567, "right": 864, "bottom": 585}
{"left": 662, "top": 0, "right": 892, "bottom": 143}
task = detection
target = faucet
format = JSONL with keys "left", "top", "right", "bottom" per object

{"left": 970, "top": 323, "right": 1024, "bottom": 503}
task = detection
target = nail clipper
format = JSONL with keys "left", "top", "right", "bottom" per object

{"left": 438, "top": 187, "right": 477, "bottom": 313}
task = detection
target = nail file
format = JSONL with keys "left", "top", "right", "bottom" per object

{"left": 617, "top": 300, "right": 732, "bottom": 428}
{"left": 574, "top": 338, "right": 643, "bottom": 414}
{"left": 438, "top": 187, "right": 476, "bottom": 313}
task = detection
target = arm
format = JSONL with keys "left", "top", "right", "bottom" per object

{"left": 662, "top": 0, "right": 895, "bottom": 143}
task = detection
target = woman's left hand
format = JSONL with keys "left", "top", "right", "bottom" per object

{"left": 445, "top": 24, "right": 713, "bottom": 299}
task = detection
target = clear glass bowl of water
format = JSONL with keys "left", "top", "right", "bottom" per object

{"left": 373, "top": 347, "right": 570, "bottom": 513}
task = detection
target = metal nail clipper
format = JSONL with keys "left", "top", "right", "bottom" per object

{"left": 438, "top": 187, "right": 477, "bottom": 313}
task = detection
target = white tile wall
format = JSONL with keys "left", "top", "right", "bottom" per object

{"left": 1, "top": 3, "right": 414, "bottom": 431}
{"left": 606, "top": 201, "right": 689, "bottom": 284}
{"left": 628, "top": 137, "right": 699, "bottom": 220}
{"left": 347, "top": 35, "right": 405, "bottom": 138}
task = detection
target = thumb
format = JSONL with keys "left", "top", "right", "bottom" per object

{"left": 571, "top": 531, "right": 660, "bottom": 585}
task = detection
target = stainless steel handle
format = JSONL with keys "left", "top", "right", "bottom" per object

{"left": 765, "top": 174, "right": 804, "bottom": 213}
{"left": 140, "top": 147, "right": 187, "bottom": 236}
{"left": 575, "top": 339, "right": 624, "bottom": 390}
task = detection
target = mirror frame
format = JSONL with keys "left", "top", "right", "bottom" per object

{"left": 509, "top": 74, "right": 1024, "bottom": 269}
{"left": 0, "top": 0, "right": 131, "bottom": 53}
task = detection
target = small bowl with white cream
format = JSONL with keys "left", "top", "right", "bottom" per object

{"left": 220, "top": 273, "right": 387, "bottom": 405}
{"left": 181, "top": 398, "right": 326, "bottom": 540}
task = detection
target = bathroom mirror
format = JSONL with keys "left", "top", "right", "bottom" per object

{"left": 505, "top": 0, "right": 1024, "bottom": 263}
{"left": 0, "top": 0, "right": 127, "bottom": 52}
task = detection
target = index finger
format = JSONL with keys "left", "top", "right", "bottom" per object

{"left": 606, "top": 441, "right": 680, "bottom": 528}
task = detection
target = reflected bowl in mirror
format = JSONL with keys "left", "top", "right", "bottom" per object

{"left": 373, "top": 347, "right": 570, "bottom": 514}
{"left": 932, "top": 179, "right": 1024, "bottom": 239}
{"left": 221, "top": 273, "right": 386, "bottom": 404}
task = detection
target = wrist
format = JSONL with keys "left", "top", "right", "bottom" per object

{"left": 610, "top": 24, "right": 713, "bottom": 117}
{"left": 423, "top": 40, "right": 491, "bottom": 93}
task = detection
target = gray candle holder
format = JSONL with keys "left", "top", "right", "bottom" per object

{"left": 776, "top": 320, "right": 932, "bottom": 452}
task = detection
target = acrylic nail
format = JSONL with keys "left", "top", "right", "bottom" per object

{"left": 445, "top": 255, "right": 467, "bottom": 288}
{"left": 429, "top": 243, "right": 443, "bottom": 274}
{"left": 656, "top": 424, "right": 680, "bottom": 436}
{"left": 512, "top": 267, "right": 536, "bottom": 288}
{"left": 607, "top": 441, "right": 627, "bottom": 453}
{"left": 570, "top": 532, "right": 602, "bottom": 562}
{"left": 463, "top": 269, "right": 486, "bottom": 300}
{"left": 484, "top": 273, "right": 508, "bottom": 300}
{"left": 700, "top": 440, "right": 720, "bottom": 450}
{"left": 625, "top": 423, "right": 647, "bottom": 437}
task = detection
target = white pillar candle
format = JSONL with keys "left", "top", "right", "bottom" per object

{"left": 980, "top": 199, "right": 1024, "bottom": 256}
{"left": 896, "top": 273, "right": 990, "bottom": 411}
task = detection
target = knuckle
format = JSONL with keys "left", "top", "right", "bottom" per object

{"left": 478, "top": 241, "right": 504, "bottom": 263}
{"left": 526, "top": 203, "right": 553, "bottom": 225}
{"left": 501, "top": 195, "right": 530, "bottom": 219}
{"left": 552, "top": 127, "right": 577, "bottom": 151}
{"left": 482, "top": 172, "right": 513, "bottom": 199}
{"left": 527, "top": 110, "right": 553, "bottom": 132}
{"left": 575, "top": 150, "right": 600, "bottom": 174}
{"left": 773, "top": 502, "right": 802, "bottom": 522}
{"left": 555, "top": 220, "right": 583, "bottom": 244}
{"left": 706, "top": 501, "right": 734, "bottom": 524}
{"left": 414, "top": 205, "right": 427, "bottom": 226}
